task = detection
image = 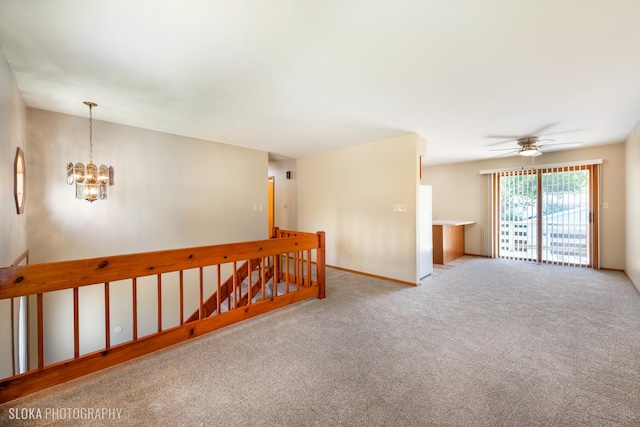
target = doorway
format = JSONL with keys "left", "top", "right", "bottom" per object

{"left": 494, "top": 164, "right": 599, "bottom": 267}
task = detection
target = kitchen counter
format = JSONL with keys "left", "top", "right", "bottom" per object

{"left": 432, "top": 220, "right": 475, "bottom": 264}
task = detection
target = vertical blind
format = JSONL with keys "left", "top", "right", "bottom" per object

{"left": 489, "top": 163, "right": 599, "bottom": 268}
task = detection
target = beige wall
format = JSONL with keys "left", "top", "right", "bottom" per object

{"left": 0, "top": 52, "right": 27, "bottom": 267}
{"left": 423, "top": 143, "right": 626, "bottom": 270}
{"left": 0, "top": 50, "right": 27, "bottom": 379}
{"left": 298, "top": 133, "right": 426, "bottom": 284}
{"left": 625, "top": 121, "right": 640, "bottom": 291}
{"left": 268, "top": 159, "right": 298, "bottom": 231}
{"left": 25, "top": 108, "right": 269, "bottom": 364}
{"left": 27, "top": 108, "right": 268, "bottom": 262}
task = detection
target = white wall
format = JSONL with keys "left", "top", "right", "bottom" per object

{"left": 298, "top": 133, "right": 426, "bottom": 284}
{"left": 625, "top": 121, "right": 640, "bottom": 291}
{"left": 268, "top": 159, "right": 297, "bottom": 231}
{"left": 25, "top": 108, "right": 269, "bottom": 365}
{"left": 0, "top": 49, "right": 27, "bottom": 379}
{"left": 423, "top": 143, "right": 626, "bottom": 270}
{"left": 27, "top": 108, "right": 269, "bottom": 262}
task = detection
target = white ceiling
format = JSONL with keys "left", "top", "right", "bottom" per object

{"left": 1, "top": 0, "right": 639, "bottom": 165}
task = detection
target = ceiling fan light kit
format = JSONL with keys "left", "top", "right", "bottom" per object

{"left": 519, "top": 146, "right": 541, "bottom": 156}
{"left": 517, "top": 138, "right": 542, "bottom": 157}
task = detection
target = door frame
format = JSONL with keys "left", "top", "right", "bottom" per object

{"left": 268, "top": 176, "right": 275, "bottom": 237}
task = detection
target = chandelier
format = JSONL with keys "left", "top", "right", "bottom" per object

{"left": 66, "top": 102, "right": 114, "bottom": 202}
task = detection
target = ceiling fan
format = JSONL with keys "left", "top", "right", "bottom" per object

{"left": 489, "top": 136, "right": 582, "bottom": 158}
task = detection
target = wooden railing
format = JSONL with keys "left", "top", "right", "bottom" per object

{"left": 0, "top": 230, "right": 325, "bottom": 403}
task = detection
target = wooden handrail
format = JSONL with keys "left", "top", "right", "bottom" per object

{"left": 184, "top": 258, "right": 268, "bottom": 323}
{"left": 11, "top": 250, "right": 29, "bottom": 267}
{"left": 0, "top": 231, "right": 326, "bottom": 403}
{"left": 272, "top": 227, "right": 316, "bottom": 239}
{"left": 0, "top": 235, "right": 318, "bottom": 300}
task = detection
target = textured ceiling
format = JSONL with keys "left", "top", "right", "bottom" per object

{"left": 1, "top": 0, "right": 639, "bottom": 165}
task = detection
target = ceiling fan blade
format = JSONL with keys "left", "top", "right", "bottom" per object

{"left": 527, "top": 123, "right": 558, "bottom": 136}
{"left": 539, "top": 128, "right": 585, "bottom": 137}
{"left": 486, "top": 135, "right": 521, "bottom": 140}
{"left": 489, "top": 150, "right": 520, "bottom": 159}
{"left": 538, "top": 142, "right": 582, "bottom": 149}
{"left": 485, "top": 123, "right": 558, "bottom": 142}
{"left": 541, "top": 141, "right": 581, "bottom": 145}
{"left": 489, "top": 147, "right": 521, "bottom": 151}
{"left": 487, "top": 138, "right": 519, "bottom": 147}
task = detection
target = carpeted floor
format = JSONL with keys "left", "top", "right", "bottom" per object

{"left": 2, "top": 258, "right": 640, "bottom": 426}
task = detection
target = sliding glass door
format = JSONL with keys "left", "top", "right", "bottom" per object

{"left": 494, "top": 165, "right": 599, "bottom": 267}
{"left": 540, "top": 168, "right": 590, "bottom": 265}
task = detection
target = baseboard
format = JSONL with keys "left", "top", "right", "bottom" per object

{"left": 600, "top": 266, "right": 625, "bottom": 272}
{"left": 623, "top": 270, "right": 640, "bottom": 295}
{"left": 327, "top": 264, "right": 417, "bottom": 287}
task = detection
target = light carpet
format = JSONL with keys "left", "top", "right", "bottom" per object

{"left": 1, "top": 258, "right": 640, "bottom": 426}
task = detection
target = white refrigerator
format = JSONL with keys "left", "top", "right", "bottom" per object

{"left": 419, "top": 185, "right": 433, "bottom": 279}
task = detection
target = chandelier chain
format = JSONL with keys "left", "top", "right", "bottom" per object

{"left": 88, "top": 103, "right": 93, "bottom": 163}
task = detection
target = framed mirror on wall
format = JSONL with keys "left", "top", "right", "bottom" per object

{"left": 14, "top": 147, "right": 26, "bottom": 214}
